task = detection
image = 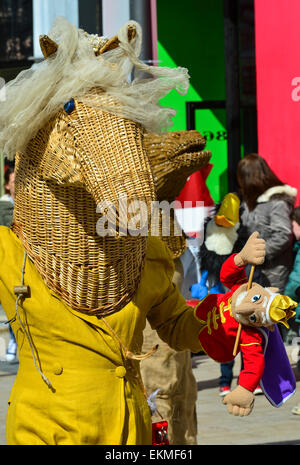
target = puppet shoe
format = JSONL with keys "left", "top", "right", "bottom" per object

{"left": 253, "top": 386, "right": 263, "bottom": 395}
{"left": 291, "top": 403, "right": 300, "bottom": 415}
{"left": 219, "top": 386, "right": 231, "bottom": 397}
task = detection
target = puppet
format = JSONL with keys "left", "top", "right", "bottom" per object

{"left": 190, "top": 192, "right": 244, "bottom": 299}
{"left": 190, "top": 231, "right": 297, "bottom": 416}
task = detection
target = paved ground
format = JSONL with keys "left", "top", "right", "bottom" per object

{"left": 0, "top": 308, "right": 300, "bottom": 446}
{"left": 193, "top": 350, "right": 300, "bottom": 445}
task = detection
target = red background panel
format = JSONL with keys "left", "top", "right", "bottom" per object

{"left": 254, "top": 0, "right": 300, "bottom": 205}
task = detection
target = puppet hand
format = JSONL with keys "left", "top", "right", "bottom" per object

{"left": 235, "top": 231, "right": 265, "bottom": 267}
{"left": 190, "top": 282, "right": 208, "bottom": 300}
{"left": 222, "top": 385, "right": 255, "bottom": 416}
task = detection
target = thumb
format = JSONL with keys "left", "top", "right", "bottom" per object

{"left": 250, "top": 231, "right": 259, "bottom": 239}
{"left": 222, "top": 394, "right": 230, "bottom": 405}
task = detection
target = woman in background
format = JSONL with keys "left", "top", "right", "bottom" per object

{"left": 237, "top": 153, "right": 297, "bottom": 340}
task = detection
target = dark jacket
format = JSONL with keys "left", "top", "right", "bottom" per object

{"left": 240, "top": 184, "right": 296, "bottom": 292}
{"left": 0, "top": 199, "right": 13, "bottom": 227}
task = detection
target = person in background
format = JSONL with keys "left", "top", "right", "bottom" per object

{"left": 237, "top": 153, "right": 297, "bottom": 341}
{"left": 0, "top": 167, "right": 14, "bottom": 224}
{"left": 283, "top": 206, "right": 300, "bottom": 415}
{"left": 0, "top": 167, "right": 16, "bottom": 362}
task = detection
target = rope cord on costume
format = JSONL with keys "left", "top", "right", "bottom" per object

{"left": 101, "top": 316, "right": 158, "bottom": 361}
{"left": 14, "top": 251, "right": 53, "bottom": 389}
{"left": 101, "top": 316, "right": 164, "bottom": 420}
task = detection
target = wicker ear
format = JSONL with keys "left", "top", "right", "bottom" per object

{"left": 40, "top": 35, "right": 59, "bottom": 59}
{"left": 97, "top": 24, "right": 136, "bottom": 56}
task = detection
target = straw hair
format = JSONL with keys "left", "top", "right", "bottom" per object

{"left": 0, "top": 17, "right": 189, "bottom": 160}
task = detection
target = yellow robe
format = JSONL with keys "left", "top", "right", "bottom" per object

{"left": 0, "top": 227, "right": 202, "bottom": 445}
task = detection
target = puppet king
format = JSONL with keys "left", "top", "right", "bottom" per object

{"left": 191, "top": 231, "right": 297, "bottom": 416}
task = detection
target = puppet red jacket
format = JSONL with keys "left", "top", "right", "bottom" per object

{"left": 191, "top": 254, "right": 265, "bottom": 392}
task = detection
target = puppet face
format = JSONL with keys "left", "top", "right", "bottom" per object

{"left": 231, "top": 283, "right": 280, "bottom": 328}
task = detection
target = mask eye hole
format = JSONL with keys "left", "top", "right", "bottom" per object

{"left": 249, "top": 314, "right": 257, "bottom": 323}
{"left": 64, "top": 98, "right": 75, "bottom": 114}
{"left": 251, "top": 294, "right": 261, "bottom": 303}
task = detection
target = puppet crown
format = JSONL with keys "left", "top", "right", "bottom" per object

{"left": 267, "top": 294, "right": 297, "bottom": 328}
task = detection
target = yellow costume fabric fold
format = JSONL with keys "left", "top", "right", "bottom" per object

{"left": 0, "top": 227, "right": 202, "bottom": 445}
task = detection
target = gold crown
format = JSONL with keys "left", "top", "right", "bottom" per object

{"left": 268, "top": 294, "right": 297, "bottom": 328}
{"left": 83, "top": 32, "right": 109, "bottom": 54}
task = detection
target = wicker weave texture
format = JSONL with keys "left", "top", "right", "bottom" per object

{"left": 144, "top": 130, "right": 211, "bottom": 203}
{"left": 13, "top": 88, "right": 156, "bottom": 316}
{"left": 145, "top": 130, "right": 211, "bottom": 258}
{"left": 157, "top": 211, "right": 187, "bottom": 259}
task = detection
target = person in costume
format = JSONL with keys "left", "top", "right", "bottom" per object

{"left": 0, "top": 18, "right": 209, "bottom": 445}
{"left": 191, "top": 231, "right": 297, "bottom": 416}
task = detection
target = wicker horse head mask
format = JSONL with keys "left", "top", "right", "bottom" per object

{"left": 0, "top": 18, "right": 195, "bottom": 316}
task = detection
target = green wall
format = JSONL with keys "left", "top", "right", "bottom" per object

{"left": 157, "top": 0, "right": 228, "bottom": 202}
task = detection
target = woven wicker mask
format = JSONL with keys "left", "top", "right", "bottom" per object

{"left": 13, "top": 93, "right": 157, "bottom": 316}
{"left": 145, "top": 130, "right": 211, "bottom": 259}
{"left": 12, "top": 27, "right": 157, "bottom": 317}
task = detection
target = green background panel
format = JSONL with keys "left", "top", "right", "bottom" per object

{"left": 195, "top": 109, "right": 228, "bottom": 202}
{"left": 157, "top": 0, "right": 227, "bottom": 203}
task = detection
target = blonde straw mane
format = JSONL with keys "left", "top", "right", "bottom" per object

{"left": 0, "top": 17, "right": 189, "bottom": 160}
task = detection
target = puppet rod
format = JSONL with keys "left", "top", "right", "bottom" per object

{"left": 232, "top": 265, "right": 255, "bottom": 356}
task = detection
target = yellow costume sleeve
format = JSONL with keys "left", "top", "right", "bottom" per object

{"left": 144, "top": 237, "right": 204, "bottom": 353}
